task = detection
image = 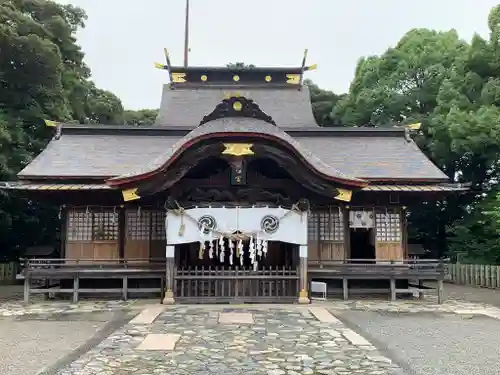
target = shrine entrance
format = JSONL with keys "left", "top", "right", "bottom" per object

{"left": 167, "top": 206, "right": 304, "bottom": 303}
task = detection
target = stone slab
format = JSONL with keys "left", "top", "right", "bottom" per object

{"left": 129, "top": 305, "right": 166, "bottom": 325}
{"left": 342, "top": 328, "right": 372, "bottom": 346}
{"left": 218, "top": 312, "right": 254, "bottom": 324}
{"left": 308, "top": 307, "right": 342, "bottom": 324}
{"left": 136, "top": 333, "right": 181, "bottom": 351}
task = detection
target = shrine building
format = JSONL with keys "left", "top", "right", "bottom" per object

{"left": 1, "top": 51, "right": 465, "bottom": 304}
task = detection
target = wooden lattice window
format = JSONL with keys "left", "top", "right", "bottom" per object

{"left": 307, "top": 212, "right": 319, "bottom": 241}
{"left": 319, "top": 209, "right": 344, "bottom": 241}
{"left": 93, "top": 211, "right": 119, "bottom": 240}
{"left": 67, "top": 209, "right": 118, "bottom": 241}
{"left": 309, "top": 207, "right": 344, "bottom": 242}
{"left": 126, "top": 210, "right": 151, "bottom": 240}
{"left": 67, "top": 210, "right": 92, "bottom": 241}
{"left": 376, "top": 210, "right": 401, "bottom": 242}
{"left": 151, "top": 211, "right": 166, "bottom": 240}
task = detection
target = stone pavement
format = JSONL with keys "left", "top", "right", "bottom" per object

{"left": 55, "top": 306, "right": 401, "bottom": 375}
{"left": 2, "top": 291, "right": 500, "bottom": 375}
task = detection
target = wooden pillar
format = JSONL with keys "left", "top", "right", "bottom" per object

{"left": 390, "top": 278, "right": 396, "bottom": 301}
{"left": 163, "top": 245, "right": 175, "bottom": 304}
{"left": 23, "top": 275, "right": 30, "bottom": 304}
{"left": 118, "top": 206, "right": 126, "bottom": 260}
{"left": 298, "top": 245, "right": 310, "bottom": 304}
{"left": 418, "top": 279, "right": 425, "bottom": 300}
{"left": 60, "top": 206, "right": 67, "bottom": 258}
{"left": 72, "top": 275, "right": 79, "bottom": 303}
{"left": 343, "top": 205, "right": 350, "bottom": 261}
{"left": 122, "top": 276, "right": 128, "bottom": 301}
{"left": 437, "top": 279, "right": 444, "bottom": 304}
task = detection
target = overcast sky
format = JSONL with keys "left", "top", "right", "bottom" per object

{"left": 57, "top": 0, "right": 499, "bottom": 110}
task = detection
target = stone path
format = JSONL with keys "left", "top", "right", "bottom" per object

{"left": 3, "top": 287, "right": 500, "bottom": 374}
{"left": 56, "top": 306, "right": 400, "bottom": 375}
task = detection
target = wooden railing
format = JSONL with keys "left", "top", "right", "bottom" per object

{"left": 308, "top": 258, "right": 446, "bottom": 279}
{"left": 448, "top": 263, "right": 500, "bottom": 288}
{"left": 22, "top": 258, "right": 167, "bottom": 303}
{"left": 174, "top": 266, "right": 300, "bottom": 304}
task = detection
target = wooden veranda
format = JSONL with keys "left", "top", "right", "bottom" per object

{"left": 21, "top": 257, "right": 447, "bottom": 304}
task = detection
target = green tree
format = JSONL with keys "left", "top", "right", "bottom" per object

{"left": 304, "top": 79, "right": 345, "bottom": 126}
{"left": 123, "top": 109, "right": 159, "bottom": 125}
{"left": 0, "top": 0, "right": 125, "bottom": 259}
{"left": 330, "top": 8, "right": 500, "bottom": 259}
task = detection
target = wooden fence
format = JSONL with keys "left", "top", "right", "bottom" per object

{"left": 174, "top": 266, "right": 300, "bottom": 304}
{"left": 448, "top": 263, "right": 500, "bottom": 288}
{"left": 0, "top": 262, "right": 18, "bottom": 284}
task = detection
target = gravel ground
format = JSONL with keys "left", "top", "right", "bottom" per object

{"left": 0, "top": 284, "right": 23, "bottom": 303}
{"left": 336, "top": 310, "right": 500, "bottom": 375}
{"left": 441, "top": 282, "right": 500, "bottom": 307}
{"left": 0, "top": 312, "right": 116, "bottom": 375}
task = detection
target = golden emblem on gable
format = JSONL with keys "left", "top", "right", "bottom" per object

{"left": 222, "top": 143, "right": 255, "bottom": 156}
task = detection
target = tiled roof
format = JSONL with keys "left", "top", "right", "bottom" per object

{"left": 17, "top": 123, "right": 448, "bottom": 182}
{"left": 295, "top": 136, "right": 448, "bottom": 180}
{"left": 155, "top": 85, "right": 318, "bottom": 128}
{"left": 108, "top": 118, "right": 364, "bottom": 185}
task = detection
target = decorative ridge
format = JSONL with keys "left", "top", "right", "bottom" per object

{"left": 198, "top": 96, "right": 276, "bottom": 127}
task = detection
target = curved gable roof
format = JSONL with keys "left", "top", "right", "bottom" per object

{"left": 108, "top": 118, "right": 365, "bottom": 187}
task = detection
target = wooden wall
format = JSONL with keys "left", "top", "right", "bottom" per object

{"left": 64, "top": 207, "right": 166, "bottom": 262}
{"left": 66, "top": 208, "right": 119, "bottom": 262}
{"left": 307, "top": 207, "right": 346, "bottom": 261}
{"left": 374, "top": 208, "right": 404, "bottom": 262}
{"left": 307, "top": 205, "right": 406, "bottom": 262}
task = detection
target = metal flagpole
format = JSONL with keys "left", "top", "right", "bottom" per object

{"left": 183, "top": 0, "right": 190, "bottom": 68}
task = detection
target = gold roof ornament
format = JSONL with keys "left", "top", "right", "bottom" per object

{"left": 232, "top": 101, "right": 243, "bottom": 111}
{"left": 286, "top": 74, "right": 300, "bottom": 84}
{"left": 406, "top": 122, "right": 422, "bottom": 130}
{"left": 154, "top": 62, "right": 167, "bottom": 70}
{"left": 334, "top": 188, "right": 352, "bottom": 202}
{"left": 222, "top": 143, "right": 254, "bottom": 156}
{"left": 44, "top": 119, "right": 59, "bottom": 127}
{"left": 171, "top": 72, "right": 186, "bottom": 83}
{"left": 122, "top": 188, "right": 140, "bottom": 201}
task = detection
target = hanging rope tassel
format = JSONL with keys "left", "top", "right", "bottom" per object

{"left": 209, "top": 239, "right": 214, "bottom": 259}
{"left": 219, "top": 235, "right": 225, "bottom": 262}
{"left": 228, "top": 239, "right": 234, "bottom": 265}
{"left": 198, "top": 242, "right": 205, "bottom": 260}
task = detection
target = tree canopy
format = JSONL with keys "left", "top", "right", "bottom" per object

{"left": 0, "top": 0, "right": 125, "bottom": 259}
